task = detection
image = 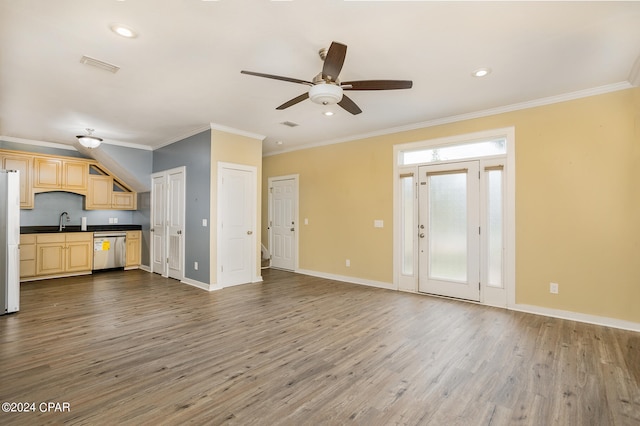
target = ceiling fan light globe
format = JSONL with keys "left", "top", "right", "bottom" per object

{"left": 309, "top": 83, "right": 343, "bottom": 106}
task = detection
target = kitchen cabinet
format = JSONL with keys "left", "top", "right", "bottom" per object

{"left": 19, "top": 234, "right": 36, "bottom": 278}
{"left": 86, "top": 175, "right": 137, "bottom": 210}
{"left": 125, "top": 231, "right": 141, "bottom": 268}
{"left": 1, "top": 152, "right": 33, "bottom": 208}
{"left": 86, "top": 175, "right": 113, "bottom": 209}
{"left": 33, "top": 157, "right": 88, "bottom": 192}
{"left": 34, "top": 232, "right": 93, "bottom": 278}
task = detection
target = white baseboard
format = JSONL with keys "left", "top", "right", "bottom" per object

{"left": 181, "top": 277, "right": 211, "bottom": 291}
{"left": 139, "top": 264, "right": 151, "bottom": 273}
{"left": 296, "top": 269, "right": 394, "bottom": 290}
{"left": 294, "top": 269, "right": 640, "bottom": 333}
{"left": 510, "top": 303, "right": 640, "bottom": 333}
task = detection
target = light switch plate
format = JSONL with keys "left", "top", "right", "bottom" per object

{"left": 374, "top": 220, "right": 384, "bottom": 228}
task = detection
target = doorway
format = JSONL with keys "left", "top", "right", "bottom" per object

{"left": 217, "top": 163, "right": 257, "bottom": 287}
{"left": 268, "top": 175, "right": 299, "bottom": 271}
{"left": 150, "top": 167, "right": 185, "bottom": 280}
{"left": 418, "top": 161, "right": 480, "bottom": 301}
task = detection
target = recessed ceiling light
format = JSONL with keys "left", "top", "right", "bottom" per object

{"left": 276, "top": 140, "right": 284, "bottom": 145}
{"left": 323, "top": 111, "right": 334, "bottom": 116}
{"left": 110, "top": 24, "right": 138, "bottom": 38}
{"left": 472, "top": 68, "right": 491, "bottom": 78}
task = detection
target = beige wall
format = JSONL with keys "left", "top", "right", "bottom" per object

{"left": 263, "top": 87, "right": 640, "bottom": 324}
{"left": 210, "top": 128, "right": 263, "bottom": 285}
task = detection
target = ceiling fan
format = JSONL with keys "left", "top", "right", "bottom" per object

{"left": 241, "top": 41, "right": 412, "bottom": 115}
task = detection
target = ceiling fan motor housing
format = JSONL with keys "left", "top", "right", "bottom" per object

{"left": 309, "top": 83, "right": 343, "bottom": 105}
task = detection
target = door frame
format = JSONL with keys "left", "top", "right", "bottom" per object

{"left": 267, "top": 174, "right": 299, "bottom": 271}
{"left": 216, "top": 162, "right": 258, "bottom": 288}
{"left": 150, "top": 166, "right": 186, "bottom": 280}
{"left": 393, "top": 127, "right": 515, "bottom": 308}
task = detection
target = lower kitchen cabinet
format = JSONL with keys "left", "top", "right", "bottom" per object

{"left": 125, "top": 231, "right": 141, "bottom": 268}
{"left": 19, "top": 234, "right": 37, "bottom": 278}
{"left": 28, "top": 232, "right": 93, "bottom": 280}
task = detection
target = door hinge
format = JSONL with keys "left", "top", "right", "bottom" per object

{"left": 479, "top": 226, "right": 481, "bottom": 235}
{"left": 270, "top": 187, "right": 273, "bottom": 193}
{"left": 479, "top": 282, "right": 481, "bottom": 290}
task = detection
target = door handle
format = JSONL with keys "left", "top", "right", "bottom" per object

{"left": 290, "top": 228, "right": 295, "bottom": 231}
{"left": 419, "top": 233, "right": 425, "bottom": 238}
{"left": 247, "top": 231, "right": 253, "bottom": 235}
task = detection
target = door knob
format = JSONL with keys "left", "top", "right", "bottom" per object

{"left": 247, "top": 231, "right": 253, "bottom": 235}
{"left": 290, "top": 228, "right": 295, "bottom": 231}
{"left": 419, "top": 233, "right": 425, "bottom": 238}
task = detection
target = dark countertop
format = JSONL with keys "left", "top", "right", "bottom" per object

{"left": 21, "top": 225, "right": 143, "bottom": 234}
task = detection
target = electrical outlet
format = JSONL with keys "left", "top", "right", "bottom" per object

{"left": 202, "top": 219, "right": 207, "bottom": 227}
{"left": 108, "top": 218, "right": 114, "bottom": 224}
{"left": 194, "top": 261, "right": 199, "bottom": 270}
{"left": 346, "top": 259, "right": 350, "bottom": 267}
{"left": 113, "top": 218, "right": 118, "bottom": 224}
{"left": 550, "top": 282, "right": 559, "bottom": 294}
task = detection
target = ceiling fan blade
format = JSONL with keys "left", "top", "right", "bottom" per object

{"left": 241, "top": 70, "right": 313, "bottom": 86}
{"left": 338, "top": 94, "right": 362, "bottom": 115}
{"left": 276, "top": 93, "right": 309, "bottom": 110}
{"left": 342, "top": 80, "right": 413, "bottom": 91}
{"left": 322, "top": 42, "right": 347, "bottom": 82}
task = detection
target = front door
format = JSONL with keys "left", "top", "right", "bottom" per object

{"left": 418, "top": 161, "right": 480, "bottom": 301}
{"left": 219, "top": 164, "right": 256, "bottom": 287}
{"left": 269, "top": 177, "right": 297, "bottom": 271}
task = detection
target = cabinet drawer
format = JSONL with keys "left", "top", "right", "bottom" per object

{"left": 20, "top": 243, "right": 36, "bottom": 261}
{"left": 66, "top": 232, "right": 93, "bottom": 243}
{"left": 36, "top": 234, "right": 66, "bottom": 244}
{"left": 20, "top": 234, "right": 36, "bottom": 245}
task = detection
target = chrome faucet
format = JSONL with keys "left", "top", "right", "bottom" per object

{"left": 59, "top": 211, "right": 69, "bottom": 232}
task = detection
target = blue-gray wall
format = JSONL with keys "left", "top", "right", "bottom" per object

{"left": 153, "top": 130, "right": 211, "bottom": 285}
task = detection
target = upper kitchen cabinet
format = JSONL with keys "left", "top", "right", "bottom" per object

{"left": 0, "top": 151, "right": 33, "bottom": 208}
{"left": 0, "top": 148, "right": 137, "bottom": 210}
{"left": 33, "top": 156, "right": 88, "bottom": 193}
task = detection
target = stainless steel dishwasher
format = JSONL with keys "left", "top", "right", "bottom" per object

{"left": 93, "top": 232, "right": 126, "bottom": 270}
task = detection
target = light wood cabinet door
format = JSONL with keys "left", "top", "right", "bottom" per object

{"left": 113, "top": 192, "right": 137, "bottom": 210}
{"left": 36, "top": 243, "right": 66, "bottom": 276}
{"left": 125, "top": 231, "right": 141, "bottom": 267}
{"left": 63, "top": 160, "right": 88, "bottom": 192}
{"left": 20, "top": 234, "right": 36, "bottom": 278}
{"left": 33, "top": 157, "right": 63, "bottom": 189}
{"left": 2, "top": 153, "right": 33, "bottom": 208}
{"left": 66, "top": 233, "right": 93, "bottom": 272}
{"left": 87, "top": 175, "right": 113, "bottom": 209}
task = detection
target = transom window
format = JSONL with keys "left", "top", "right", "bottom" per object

{"left": 400, "top": 138, "right": 506, "bottom": 166}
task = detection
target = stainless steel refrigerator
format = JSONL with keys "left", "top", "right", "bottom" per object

{"left": 1, "top": 169, "right": 20, "bottom": 315}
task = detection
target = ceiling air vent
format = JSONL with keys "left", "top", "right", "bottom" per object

{"left": 80, "top": 55, "right": 120, "bottom": 73}
{"left": 280, "top": 121, "right": 299, "bottom": 128}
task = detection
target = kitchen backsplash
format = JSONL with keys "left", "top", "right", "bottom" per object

{"left": 20, "top": 191, "right": 134, "bottom": 226}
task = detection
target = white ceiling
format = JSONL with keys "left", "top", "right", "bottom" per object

{"left": 1, "top": 1, "right": 639, "bottom": 156}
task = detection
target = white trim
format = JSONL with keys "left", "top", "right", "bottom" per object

{"left": 297, "top": 269, "right": 394, "bottom": 291}
{"left": 153, "top": 125, "right": 212, "bottom": 150}
{"left": 263, "top": 81, "right": 631, "bottom": 157}
{"left": 139, "top": 264, "right": 151, "bottom": 273}
{"left": 210, "top": 122, "right": 265, "bottom": 141}
{"left": 267, "top": 174, "right": 300, "bottom": 271}
{"left": 1, "top": 135, "right": 152, "bottom": 151}
{"left": 181, "top": 277, "right": 211, "bottom": 291}
{"left": 294, "top": 270, "right": 640, "bottom": 333}
{"left": 511, "top": 303, "right": 640, "bottom": 333}
{"left": 1, "top": 136, "right": 77, "bottom": 151}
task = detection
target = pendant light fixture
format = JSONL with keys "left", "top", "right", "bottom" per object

{"left": 76, "top": 128, "right": 103, "bottom": 148}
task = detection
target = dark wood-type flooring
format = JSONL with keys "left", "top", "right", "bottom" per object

{"left": 1, "top": 269, "right": 639, "bottom": 425}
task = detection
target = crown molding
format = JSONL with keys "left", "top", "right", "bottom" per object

{"left": 210, "top": 122, "right": 265, "bottom": 141}
{"left": 264, "top": 81, "right": 633, "bottom": 157}
{"left": 0, "top": 135, "right": 77, "bottom": 151}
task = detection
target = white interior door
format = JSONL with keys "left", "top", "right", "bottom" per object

{"left": 269, "top": 176, "right": 297, "bottom": 271}
{"left": 219, "top": 164, "right": 255, "bottom": 287}
{"left": 151, "top": 174, "right": 166, "bottom": 275}
{"left": 418, "top": 161, "right": 480, "bottom": 301}
{"left": 166, "top": 168, "right": 185, "bottom": 280}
